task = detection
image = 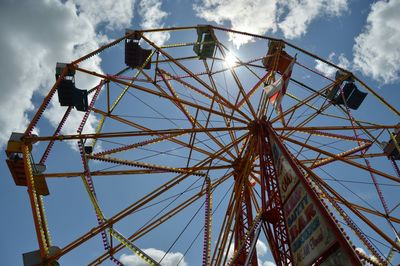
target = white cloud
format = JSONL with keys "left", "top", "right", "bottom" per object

{"left": 193, "top": 0, "right": 278, "bottom": 48}
{"left": 315, "top": 52, "right": 351, "bottom": 78}
{"left": 219, "top": 235, "right": 272, "bottom": 265}
{"left": 278, "top": 0, "right": 348, "bottom": 39}
{"left": 0, "top": 0, "right": 171, "bottom": 149}
{"left": 120, "top": 248, "right": 187, "bottom": 266}
{"left": 193, "top": 0, "right": 348, "bottom": 48}
{"left": 257, "top": 239, "right": 276, "bottom": 266}
{"left": 0, "top": 1, "right": 96, "bottom": 146}
{"left": 42, "top": 36, "right": 104, "bottom": 143}
{"left": 43, "top": 96, "right": 99, "bottom": 138}
{"left": 256, "top": 239, "right": 268, "bottom": 257}
{"left": 72, "top": 0, "right": 135, "bottom": 30}
{"left": 263, "top": 261, "right": 277, "bottom": 266}
{"left": 139, "top": 0, "right": 170, "bottom": 45}
{"left": 0, "top": 0, "right": 136, "bottom": 147}
{"left": 353, "top": 0, "right": 400, "bottom": 84}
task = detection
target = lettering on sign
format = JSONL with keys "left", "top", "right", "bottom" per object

{"left": 289, "top": 202, "right": 317, "bottom": 242}
{"left": 284, "top": 185, "right": 302, "bottom": 215}
{"left": 287, "top": 194, "right": 309, "bottom": 228}
{"left": 281, "top": 173, "right": 293, "bottom": 193}
{"left": 269, "top": 137, "right": 337, "bottom": 265}
{"left": 271, "top": 141, "right": 298, "bottom": 201}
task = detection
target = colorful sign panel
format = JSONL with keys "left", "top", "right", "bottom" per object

{"left": 269, "top": 132, "right": 356, "bottom": 265}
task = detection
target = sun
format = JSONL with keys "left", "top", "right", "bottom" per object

{"left": 224, "top": 51, "right": 237, "bottom": 68}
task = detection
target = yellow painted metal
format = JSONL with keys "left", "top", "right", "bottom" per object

{"left": 110, "top": 229, "right": 160, "bottom": 266}
{"left": 389, "top": 130, "right": 400, "bottom": 155}
{"left": 13, "top": 25, "right": 400, "bottom": 266}
{"left": 23, "top": 145, "right": 50, "bottom": 258}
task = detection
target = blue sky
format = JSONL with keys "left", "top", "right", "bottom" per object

{"left": 1, "top": 0, "right": 400, "bottom": 265}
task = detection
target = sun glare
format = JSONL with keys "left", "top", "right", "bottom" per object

{"left": 225, "top": 51, "right": 237, "bottom": 68}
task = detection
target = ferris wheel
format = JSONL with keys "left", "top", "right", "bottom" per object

{"left": 5, "top": 25, "right": 400, "bottom": 265}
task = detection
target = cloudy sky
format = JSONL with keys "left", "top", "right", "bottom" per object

{"left": 1, "top": 0, "right": 399, "bottom": 265}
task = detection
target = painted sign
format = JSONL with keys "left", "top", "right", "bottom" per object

{"left": 269, "top": 132, "right": 357, "bottom": 265}
{"left": 284, "top": 182, "right": 336, "bottom": 265}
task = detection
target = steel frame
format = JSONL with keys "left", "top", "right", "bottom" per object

{"left": 10, "top": 25, "right": 399, "bottom": 265}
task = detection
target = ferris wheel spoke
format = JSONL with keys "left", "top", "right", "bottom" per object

{"left": 91, "top": 107, "right": 243, "bottom": 163}
{"left": 88, "top": 67, "right": 142, "bottom": 150}
{"left": 46, "top": 174, "right": 194, "bottom": 262}
{"left": 215, "top": 150, "right": 258, "bottom": 265}
{"left": 201, "top": 60, "right": 242, "bottom": 155}
{"left": 314, "top": 176, "right": 391, "bottom": 263}
{"left": 87, "top": 155, "right": 206, "bottom": 177}
{"left": 88, "top": 132, "right": 248, "bottom": 176}
{"left": 102, "top": 171, "right": 227, "bottom": 265}
{"left": 275, "top": 91, "right": 380, "bottom": 124}
{"left": 43, "top": 164, "right": 233, "bottom": 179}
{"left": 270, "top": 82, "right": 332, "bottom": 124}
{"left": 89, "top": 171, "right": 232, "bottom": 265}
{"left": 282, "top": 103, "right": 333, "bottom": 139}
{"left": 47, "top": 148, "right": 231, "bottom": 262}
{"left": 157, "top": 68, "right": 252, "bottom": 122}
{"left": 27, "top": 125, "right": 244, "bottom": 141}
{"left": 286, "top": 127, "right": 372, "bottom": 145}
{"left": 141, "top": 34, "right": 244, "bottom": 116}
{"left": 324, "top": 195, "right": 400, "bottom": 224}
{"left": 210, "top": 186, "right": 237, "bottom": 266}
{"left": 275, "top": 124, "right": 400, "bottom": 131}
{"left": 302, "top": 165, "right": 400, "bottom": 254}
{"left": 284, "top": 92, "right": 322, "bottom": 116}
{"left": 43, "top": 169, "right": 183, "bottom": 178}
{"left": 354, "top": 76, "right": 400, "bottom": 117}
{"left": 277, "top": 78, "right": 332, "bottom": 127}
{"left": 14, "top": 25, "right": 400, "bottom": 265}
{"left": 296, "top": 147, "right": 399, "bottom": 223}
{"left": 308, "top": 142, "right": 372, "bottom": 169}
{"left": 76, "top": 67, "right": 249, "bottom": 125}
{"left": 156, "top": 69, "right": 199, "bottom": 126}
{"left": 215, "top": 43, "right": 257, "bottom": 119}
{"left": 217, "top": 42, "right": 269, "bottom": 114}
{"left": 159, "top": 69, "right": 239, "bottom": 160}
{"left": 283, "top": 135, "right": 400, "bottom": 183}
{"left": 299, "top": 152, "right": 386, "bottom": 165}
{"left": 93, "top": 108, "right": 238, "bottom": 134}
{"left": 93, "top": 132, "right": 186, "bottom": 157}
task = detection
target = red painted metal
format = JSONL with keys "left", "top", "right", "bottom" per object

{"left": 392, "top": 158, "right": 400, "bottom": 178}
{"left": 40, "top": 106, "right": 72, "bottom": 164}
{"left": 264, "top": 121, "right": 362, "bottom": 265}
{"left": 257, "top": 120, "right": 293, "bottom": 266}
{"left": 232, "top": 163, "right": 258, "bottom": 266}
{"left": 202, "top": 178, "right": 211, "bottom": 266}
{"left": 76, "top": 81, "right": 124, "bottom": 265}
